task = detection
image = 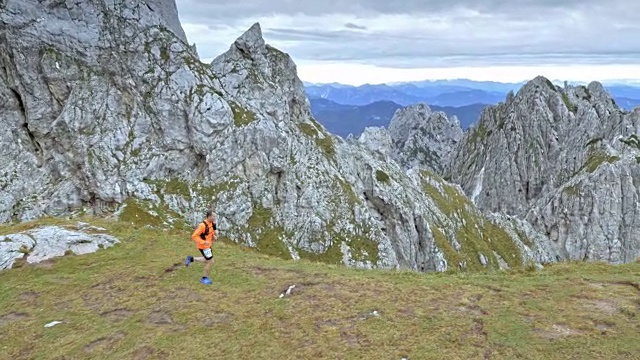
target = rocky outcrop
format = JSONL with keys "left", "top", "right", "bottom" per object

{"left": 210, "top": 23, "right": 310, "bottom": 126}
{"left": 0, "top": 0, "right": 557, "bottom": 272}
{"left": 357, "top": 127, "right": 394, "bottom": 158}
{"left": 0, "top": 224, "right": 119, "bottom": 270}
{"left": 388, "top": 103, "right": 463, "bottom": 173}
{"left": 0, "top": 0, "right": 228, "bottom": 223}
{"left": 202, "top": 22, "right": 554, "bottom": 272}
{"left": 448, "top": 76, "right": 640, "bottom": 263}
{"left": 525, "top": 130, "right": 640, "bottom": 264}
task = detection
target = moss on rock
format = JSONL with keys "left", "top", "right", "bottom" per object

{"left": 297, "top": 122, "right": 318, "bottom": 137}
{"left": 297, "top": 219, "right": 380, "bottom": 266}
{"left": 297, "top": 240, "right": 343, "bottom": 265}
{"left": 585, "top": 137, "right": 603, "bottom": 147}
{"left": 468, "top": 122, "right": 488, "bottom": 146}
{"left": 562, "top": 92, "right": 578, "bottom": 113}
{"left": 146, "top": 177, "right": 241, "bottom": 204}
{"left": 334, "top": 176, "right": 361, "bottom": 206}
{"left": 348, "top": 235, "right": 380, "bottom": 263}
{"left": 580, "top": 153, "right": 620, "bottom": 173}
{"left": 229, "top": 101, "right": 257, "bottom": 127}
{"left": 247, "top": 204, "right": 291, "bottom": 260}
{"left": 297, "top": 233, "right": 380, "bottom": 266}
{"left": 563, "top": 185, "right": 580, "bottom": 197}
{"left": 297, "top": 121, "right": 336, "bottom": 158}
{"left": 119, "top": 199, "right": 164, "bottom": 227}
{"left": 420, "top": 172, "right": 523, "bottom": 271}
{"left": 375, "top": 170, "right": 391, "bottom": 184}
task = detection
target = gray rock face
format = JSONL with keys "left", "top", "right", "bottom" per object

{"left": 0, "top": 225, "right": 119, "bottom": 270}
{"left": 210, "top": 22, "right": 310, "bottom": 126}
{"left": 448, "top": 76, "right": 640, "bottom": 263}
{"left": 357, "top": 127, "right": 393, "bottom": 158}
{"left": 525, "top": 141, "right": 640, "bottom": 264}
{"left": 0, "top": 0, "right": 557, "bottom": 272}
{"left": 388, "top": 103, "right": 463, "bottom": 173}
{"left": 1, "top": 0, "right": 230, "bottom": 223}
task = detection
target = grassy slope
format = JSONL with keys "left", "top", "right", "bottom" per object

{"left": 1, "top": 218, "right": 639, "bottom": 360}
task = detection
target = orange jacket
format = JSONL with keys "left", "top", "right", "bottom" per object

{"left": 191, "top": 219, "right": 216, "bottom": 249}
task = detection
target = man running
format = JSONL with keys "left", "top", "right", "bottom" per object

{"left": 185, "top": 210, "right": 216, "bottom": 285}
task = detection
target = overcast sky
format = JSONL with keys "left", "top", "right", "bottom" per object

{"left": 175, "top": 0, "right": 640, "bottom": 85}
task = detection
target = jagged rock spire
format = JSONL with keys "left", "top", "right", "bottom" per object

{"left": 211, "top": 22, "right": 311, "bottom": 124}
{"left": 387, "top": 103, "right": 463, "bottom": 173}
{"left": 447, "top": 75, "right": 640, "bottom": 263}
{"left": 233, "top": 22, "right": 266, "bottom": 55}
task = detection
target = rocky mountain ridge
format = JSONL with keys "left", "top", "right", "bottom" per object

{"left": 308, "top": 98, "right": 486, "bottom": 137}
{"left": 444, "top": 77, "right": 640, "bottom": 263}
{"left": 387, "top": 103, "right": 463, "bottom": 173}
{"left": 0, "top": 0, "right": 562, "bottom": 272}
{"left": 369, "top": 76, "right": 640, "bottom": 264}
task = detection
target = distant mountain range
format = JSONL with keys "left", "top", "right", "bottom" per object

{"left": 309, "top": 98, "right": 484, "bottom": 138}
{"left": 305, "top": 79, "right": 640, "bottom": 137}
{"left": 305, "top": 83, "right": 505, "bottom": 107}
{"left": 615, "top": 97, "right": 640, "bottom": 109}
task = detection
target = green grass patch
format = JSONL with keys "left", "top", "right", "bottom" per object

{"left": 420, "top": 173, "right": 523, "bottom": 271}
{"left": 348, "top": 236, "right": 380, "bottom": 263}
{"left": 334, "top": 176, "right": 361, "bottom": 206}
{"left": 145, "top": 177, "right": 240, "bottom": 205}
{"left": 297, "top": 122, "right": 318, "bottom": 137}
{"left": 431, "top": 226, "right": 464, "bottom": 270}
{"left": 1, "top": 218, "right": 639, "bottom": 359}
{"left": 229, "top": 101, "right": 257, "bottom": 127}
{"left": 247, "top": 205, "right": 291, "bottom": 260}
{"left": 562, "top": 92, "right": 578, "bottom": 113}
{"left": 316, "top": 136, "right": 336, "bottom": 158}
{"left": 580, "top": 153, "right": 620, "bottom": 174}
{"left": 563, "top": 185, "right": 580, "bottom": 197}
{"left": 297, "top": 121, "right": 336, "bottom": 158}
{"left": 298, "top": 233, "right": 379, "bottom": 265}
{"left": 375, "top": 170, "right": 391, "bottom": 184}
{"left": 297, "top": 240, "right": 343, "bottom": 265}
{"left": 298, "top": 226, "right": 379, "bottom": 265}
{"left": 468, "top": 122, "right": 489, "bottom": 145}
{"left": 119, "top": 199, "right": 164, "bottom": 227}
{"left": 118, "top": 198, "right": 190, "bottom": 231}
{"left": 160, "top": 45, "right": 170, "bottom": 62}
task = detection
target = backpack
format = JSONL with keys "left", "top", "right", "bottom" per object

{"left": 199, "top": 221, "right": 216, "bottom": 240}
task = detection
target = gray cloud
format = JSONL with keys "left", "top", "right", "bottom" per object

{"left": 175, "top": 0, "right": 640, "bottom": 68}
{"left": 344, "top": 23, "right": 367, "bottom": 30}
{"left": 176, "top": 0, "right": 610, "bottom": 20}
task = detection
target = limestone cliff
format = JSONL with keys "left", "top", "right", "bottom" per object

{"left": 388, "top": 103, "right": 463, "bottom": 173}
{"left": 448, "top": 76, "right": 640, "bottom": 263}
{"left": 0, "top": 0, "right": 556, "bottom": 271}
